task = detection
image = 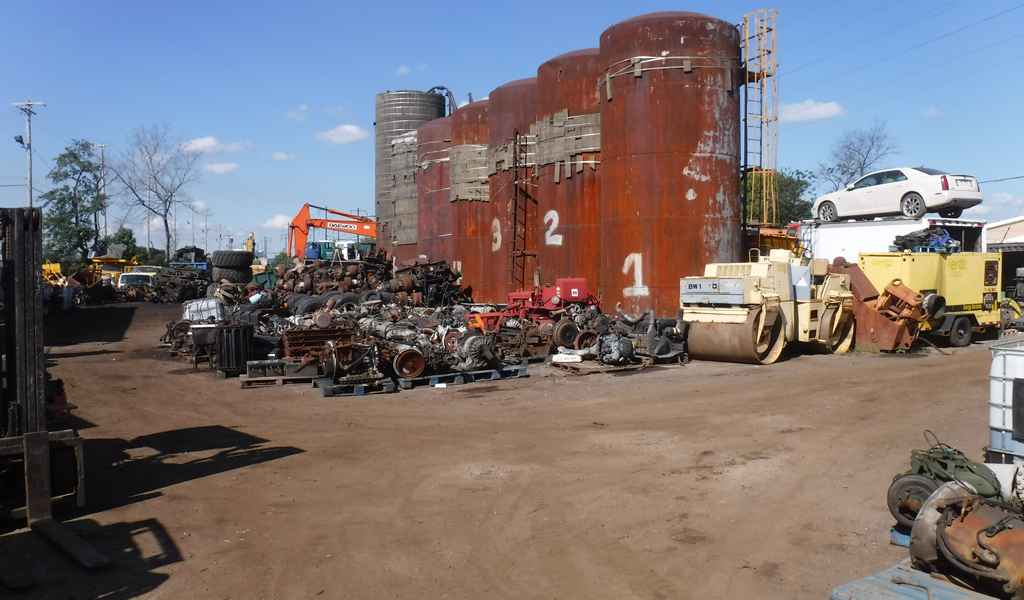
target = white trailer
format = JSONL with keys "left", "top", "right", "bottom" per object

{"left": 795, "top": 217, "right": 986, "bottom": 263}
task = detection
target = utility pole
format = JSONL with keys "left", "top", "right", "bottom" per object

{"left": 92, "top": 143, "right": 111, "bottom": 235}
{"left": 11, "top": 101, "right": 45, "bottom": 207}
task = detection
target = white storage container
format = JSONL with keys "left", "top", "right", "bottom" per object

{"left": 182, "top": 298, "right": 224, "bottom": 322}
{"left": 989, "top": 339, "right": 1024, "bottom": 456}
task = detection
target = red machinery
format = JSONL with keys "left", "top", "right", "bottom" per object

{"left": 287, "top": 203, "right": 377, "bottom": 259}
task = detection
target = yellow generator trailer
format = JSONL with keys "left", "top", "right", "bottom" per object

{"left": 858, "top": 251, "right": 1000, "bottom": 346}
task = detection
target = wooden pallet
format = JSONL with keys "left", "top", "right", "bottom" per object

{"left": 397, "top": 365, "right": 529, "bottom": 390}
{"left": 239, "top": 375, "right": 316, "bottom": 389}
{"left": 552, "top": 358, "right": 654, "bottom": 376}
{"left": 313, "top": 378, "right": 396, "bottom": 397}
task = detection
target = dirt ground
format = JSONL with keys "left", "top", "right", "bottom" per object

{"left": 1, "top": 303, "right": 1001, "bottom": 599}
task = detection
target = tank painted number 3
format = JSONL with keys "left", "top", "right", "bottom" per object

{"left": 543, "top": 210, "right": 563, "bottom": 246}
{"left": 491, "top": 218, "right": 501, "bottom": 251}
{"left": 622, "top": 253, "right": 650, "bottom": 297}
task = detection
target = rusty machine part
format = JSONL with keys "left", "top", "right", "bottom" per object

{"left": 486, "top": 77, "right": 539, "bottom": 303}
{"left": 282, "top": 327, "right": 357, "bottom": 358}
{"left": 575, "top": 330, "right": 599, "bottom": 349}
{"left": 830, "top": 258, "right": 943, "bottom": 352}
{"left": 535, "top": 48, "right": 603, "bottom": 289}
{"left": 598, "top": 12, "right": 742, "bottom": 317}
{"left": 912, "top": 494, "right": 1024, "bottom": 598}
{"left": 417, "top": 116, "right": 454, "bottom": 264}
{"left": 391, "top": 345, "right": 426, "bottom": 378}
{"left": 449, "top": 99, "right": 491, "bottom": 304}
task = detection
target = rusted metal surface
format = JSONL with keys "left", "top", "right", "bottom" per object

{"left": 450, "top": 100, "right": 490, "bottom": 301}
{"left": 375, "top": 91, "right": 446, "bottom": 254}
{"left": 536, "top": 49, "right": 602, "bottom": 289}
{"left": 487, "top": 78, "right": 538, "bottom": 303}
{"left": 599, "top": 12, "right": 742, "bottom": 317}
{"left": 830, "top": 259, "right": 936, "bottom": 352}
{"left": 927, "top": 496, "right": 1024, "bottom": 595}
{"left": 416, "top": 116, "right": 453, "bottom": 264}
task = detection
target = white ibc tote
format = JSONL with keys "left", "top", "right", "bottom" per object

{"left": 989, "top": 338, "right": 1024, "bottom": 459}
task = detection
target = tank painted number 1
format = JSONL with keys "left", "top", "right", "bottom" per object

{"left": 491, "top": 218, "right": 501, "bottom": 251}
{"left": 622, "top": 253, "right": 649, "bottom": 297}
{"left": 543, "top": 210, "right": 563, "bottom": 246}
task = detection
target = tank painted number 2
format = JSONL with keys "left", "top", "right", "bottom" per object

{"left": 543, "top": 210, "right": 563, "bottom": 246}
{"left": 491, "top": 218, "right": 501, "bottom": 251}
{"left": 622, "top": 253, "right": 649, "bottom": 297}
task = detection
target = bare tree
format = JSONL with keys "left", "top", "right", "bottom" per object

{"left": 816, "top": 120, "right": 900, "bottom": 192}
{"left": 109, "top": 124, "right": 201, "bottom": 261}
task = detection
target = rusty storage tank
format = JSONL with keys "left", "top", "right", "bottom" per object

{"left": 535, "top": 49, "right": 602, "bottom": 288}
{"left": 486, "top": 77, "right": 538, "bottom": 303}
{"left": 416, "top": 116, "right": 453, "bottom": 264}
{"left": 390, "top": 131, "right": 420, "bottom": 264}
{"left": 449, "top": 100, "right": 491, "bottom": 301}
{"left": 375, "top": 90, "right": 446, "bottom": 255}
{"left": 599, "top": 12, "right": 741, "bottom": 316}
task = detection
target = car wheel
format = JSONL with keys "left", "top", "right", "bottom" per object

{"left": 949, "top": 316, "right": 972, "bottom": 347}
{"left": 939, "top": 208, "right": 963, "bottom": 219}
{"left": 818, "top": 201, "right": 838, "bottom": 222}
{"left": 900, "top": 193, "right": 926, "bottom": 218}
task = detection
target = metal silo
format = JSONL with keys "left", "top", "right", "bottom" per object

{"left": 487, "top": 78, "right": 538, "bottom": 302}
{"left": 535, "top": 49, "right": 602, "bottom": 288}
{"left": 599, "top": 12, "right": 742, "bottom": 317}
{"left": 450, "top": 100, "right": 491, "bottom": 301}
{"left": 416, "top": 116, "right": 453, "bottom": 263}
{"left": 375, "top": 90, "right": 446, "bottom": 255}
{"left": 390, "top": 131, "right": 420, "bottom": 264}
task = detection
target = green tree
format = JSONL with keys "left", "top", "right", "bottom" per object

{"left": 777, "top": 169, "right": 814, "bottom": 225}
{"left": 40, "top": 140, "right": 107, "bottom": 266}
{"left": 270, "top": 251, "right": 290, "bottom": 266}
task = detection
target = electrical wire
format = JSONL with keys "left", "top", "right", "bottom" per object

{"left": 786, "top": 4, "right": 1024, "bottom": 94}
{"left": 786, "top": 0, "right": 908, "bottom": 52}
{"left": 782, "top": 51, "right": 1024, "bottom": 132}
{"left": 785, "top": 0, "right": 845, "bottom": 25}
{"left": 980, "top": 175, "right": 1024, "bottom": 184}
{"left": 780, "top": 32, "right": 1024, "bottom": 120}
{"left": 784, "top": 0, "right": 982, "bottom": 78}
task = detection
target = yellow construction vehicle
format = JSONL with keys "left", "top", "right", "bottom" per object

{"left": 680, "top": 249, "right": 855, "bottom": 364}
{"left": 858, "top": 251, "right": 1001, "bottom": 346}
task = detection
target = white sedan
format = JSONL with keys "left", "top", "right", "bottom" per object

{"left": 813, "top": 167, "right": 983, "bottom": 222}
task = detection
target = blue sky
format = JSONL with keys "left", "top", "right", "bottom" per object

{"left": 2, "top": 0, "right": 1022, "bottom": 254}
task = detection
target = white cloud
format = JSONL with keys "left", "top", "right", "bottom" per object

{"left": 315, "top": 124, "right": 370, "bottom": 145}
{"left": 286, "top": 103, "right": 313, "bottom": 122}
{"left": 181, "top": 136, "right": 250, "bottom": 155}
{"left": 325, "top": 106, "right": 345, "bottom": 117}
{"left": 395, "top": 65, "right": 411, "bottom": 75}
{"left": 987, "top": 192, "right": 1020, "bottom": 205}
{"left": 190, "top": 200, "right": 210, "bottom": 213}
{"left": 779, "top": 99, "right": 845, "bottom": 123}
{"left": 203, "top": 162, "right": 239, "bottom": 174}
{"left": 272, "top": 152, "right": 296, "bottom": 161}
{"left": 963, "top": 205, "right": 992, "bottom": 216}
{"left": 921, "top": 107, "right": 941, "bottom": 118}
{"left": 263, "top": 214, "right": 291, "bottom": 229}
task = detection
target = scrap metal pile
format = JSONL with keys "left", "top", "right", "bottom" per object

{"left": 164, "top": 277, "right": 687, "bottom": 392}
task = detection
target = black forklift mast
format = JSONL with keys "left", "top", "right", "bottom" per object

{"left": 0, "top": 208, "right": 108, "bottom": 588}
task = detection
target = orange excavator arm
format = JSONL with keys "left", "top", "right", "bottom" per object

{"left": 287, "top": 203, "right": 377, "bottom": 258}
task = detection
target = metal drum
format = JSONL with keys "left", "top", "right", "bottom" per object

{"left": 416, "top": 116, "right": 453, "bottom": 264}
{"left": 486, "top": 78, "right": 538, "bottom": 302}
{"left": 375, "top": 91, "right": 446, "bottom": 255}
{"left": 449, "top": 100, "right": 491, "bottom": 301}
{"left": 535, "top": 49, "right": 602, "bottom": 288}
{"left": 598, "top": 12, "right": 742, "bottom": 317}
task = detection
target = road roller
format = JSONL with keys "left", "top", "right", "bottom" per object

{"left": 680, "top": 249, "right": 855, "bottom": 364}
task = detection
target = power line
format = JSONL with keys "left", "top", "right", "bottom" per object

{"left": 786, "top": 0, "right": 908, "bottom": 52}
{"left": 980, "top": 175, "right": 1024, "bottom": 184}
{"left": 786, "top": 3, "right": 1024, "bottom": 94}
{"left": 786, "top": 0, "right": 844, "bottom": 25}
{"left": 782, "top": 52, "right": 1024, "bottom": 132}
{"left": 783, "top": 0, "right": 971, "bottom": 78}
{"left": 781, "top": 31, "right": 1024, "bottom": 120}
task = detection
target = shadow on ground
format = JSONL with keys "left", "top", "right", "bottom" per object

{"left": 44, "top": 306, "right": 137, "bottom": 346}
{"left": 0, "top": 518, "right": 181, "bottom": 599}
{"left": 81, "top": 424, "right": 304, "bottom": 514}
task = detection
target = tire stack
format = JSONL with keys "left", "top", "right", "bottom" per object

{"left": 211, "top": 251, "right": 254, "bottom": 284}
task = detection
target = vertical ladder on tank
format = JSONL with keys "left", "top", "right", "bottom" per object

{"left": 742, "top": 9, "right": 778, "bottom": 227}
{"left": 508, "top": 129, "right": 535, "bottom": 292}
